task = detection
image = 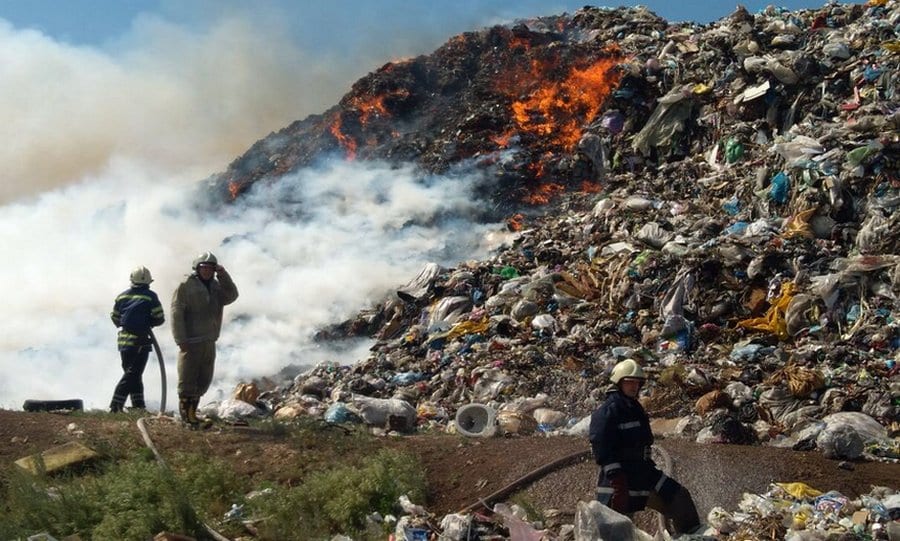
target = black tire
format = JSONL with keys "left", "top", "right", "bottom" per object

{"left": 22, "top": 399, "right": 84, "bottom": 412}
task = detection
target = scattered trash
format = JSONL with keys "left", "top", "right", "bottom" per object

{"left": 196, "top": 1, "right": 900, "bottom": 538}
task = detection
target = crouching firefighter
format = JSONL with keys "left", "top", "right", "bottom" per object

{"left": 588, "top": 359, "right": 701, "bottom": 535}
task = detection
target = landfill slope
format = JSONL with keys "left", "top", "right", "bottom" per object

{"left": 199, "top": 1, "right": 898, "bottom": 539}
{"left": 252, "top": 0, "right": 900, "bottom": 463}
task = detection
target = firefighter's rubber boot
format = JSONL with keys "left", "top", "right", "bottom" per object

{"left": 179, "top": 397, "right": 199, "bottom": 429}
{"left": 188, "top": 398, "right": 213, "bottom": 430}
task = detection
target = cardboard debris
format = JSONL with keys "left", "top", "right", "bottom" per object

{"left": 15, "top": 441, "right": 100, "bottom": 475}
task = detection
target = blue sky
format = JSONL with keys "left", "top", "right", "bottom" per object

{"left": 3, "top": 1, "right": 843, "bottom": 48}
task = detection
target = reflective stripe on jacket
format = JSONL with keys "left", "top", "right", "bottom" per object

{"left": 111, "top": 286, "right": 165, "bottom": 351}
{"left": 588, "top": 387, "right": 654, "bottom": 477}
{"left": 170, "top": 270, "right": 238, "bottom": 346}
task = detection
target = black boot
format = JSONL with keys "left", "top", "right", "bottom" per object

{"left": 189, "top": 398, "right": 213, "bottom": 429}
{"left": 179, "top": 397, "right": 198, "bottom": 428}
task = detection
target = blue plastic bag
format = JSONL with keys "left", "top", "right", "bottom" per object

{"left": 770, "top": 172, "right": 790, "bottom": 204}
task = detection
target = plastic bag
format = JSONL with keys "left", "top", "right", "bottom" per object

{"left": 574, "top": 500, "right": 653, "bottom": 541}
{"left": 769, "top": 172, "right": 791, "bottom": 204}
{"left": 352, "top": 395, "right": 417, "bottom": 431}
{"left": 818, "top": 425, "right": 864, "bottom": 459}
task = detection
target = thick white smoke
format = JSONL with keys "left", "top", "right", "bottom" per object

{"left": 0, "top": 8, "right": 513, "bottom": 411}
{"left": 0, "top": 14, "right": 356, "bottom": 203}
{"left": 0, "top": 158, "right": 508, "bottom": 410}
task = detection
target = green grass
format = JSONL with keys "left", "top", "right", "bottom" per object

{"left": 244, "top": 448, "right": 426, "bottom": 540}
{"left": 0, "top": 453, "right": 214, "bottom": 540}
{"left": 0, "top": 423, "right": 426, "bottom": 541}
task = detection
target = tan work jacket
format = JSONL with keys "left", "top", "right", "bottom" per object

{"left": 171, "top": 270, "right": 238, "bottom": 346}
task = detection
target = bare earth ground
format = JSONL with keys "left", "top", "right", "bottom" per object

{"left": 1, "top": 409, "right": 898, "bottom": 532}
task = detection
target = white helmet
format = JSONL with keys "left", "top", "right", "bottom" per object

{"left": 130, "top": 266, "right": 153, "bottom": 285}
{"left": 192, "top": 251, "right": 218, "bottom": 270}
{"left": 610, "top": 358, "right": 646, "bottom": 384}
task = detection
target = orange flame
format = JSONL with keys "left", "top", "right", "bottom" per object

{"left": 524, "top": 182, "right": 565, "bottom": 205}
{"left": 505, "top": 54, "right": 623, "bottom": 150}
{"left": 353, "top": 95, "right": 389, "bottom": 125}
{"left": 350, "top": 89, "right": 408, "bottom": 126}
{"left": 492, "top": 130, "right": 514, "bottom": 148}
{"left": 227, "top": 181, "right": 242, "bottom": 200}
{"left": 329, "top": 114, "right": 357, "bottom": 160}
{"left": 581, "top": 180, "right": 602, "bottom": 193}
{"left": 507, "top": 213, "right": 525, "bottom": 231}
{"left": 509, "top": 36, "right": 531, "bottom": 51}
{"left": 527, "top": 160, "right": 546, "bottom": 179}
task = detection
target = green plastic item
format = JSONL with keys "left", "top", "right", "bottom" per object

{"left": 846, "top": 145, "right": 876, "bottom": 166}
{"left": 497, "top": 266, "right": 519, "bottom": 279}
{"left": 725, "top": 137, "right": 744, "bottom": 164}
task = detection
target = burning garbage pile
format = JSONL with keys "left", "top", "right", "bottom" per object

{"left": 210, "top": 7, "right": 636, "bottom": 206}
{"left": 201, "top": 1, "right": 900, "bottom": 539}
{"left": 235, "top": 0, "right": 900, "bottom": 459}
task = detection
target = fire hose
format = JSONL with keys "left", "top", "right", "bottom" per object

{"left": 138, "top": 333, "right": 230, "bottom": 538}
{"left": 458, "top": 445, "right": 671, "bottom": 534}
{"left": 149, "top": 329, "right": 166, "bottom": 414}
{"left": 136, "top": 416, "right": 231, "bottom": 540}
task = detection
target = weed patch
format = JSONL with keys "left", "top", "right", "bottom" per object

{"left": 246, "top": 448, "right": 426, "bottom": 540}
{"left": 0, "top": 450, "right": 243, "bottom": 540}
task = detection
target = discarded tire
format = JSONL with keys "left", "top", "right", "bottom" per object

{"left": 22, "top": 399, "right": 84, "bottom": 412}
{"left": 454, "top": 403, "right": 496, "bottom": 437}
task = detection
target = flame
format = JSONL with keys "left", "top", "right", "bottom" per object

{"left": 581, "top": 180, "right": 602, "bottom": 193}
{"left": 352, "top": 95, "right": 389, "bottom": 125}
{"left": 328, "top": 88, "right": 408, "bottom": 159}
{"left": 329, "top": 114, "right": 357, "bottom": 160}
{"left": 509, "top": 36, "right": 531, "bottom": 51}
{"left": 507, "top": 213, "right": 525, "bottom": 231}
{"left": 492, "top": 130, "right": 514, "bottom": 148}
{"left": 349, "top": 89, "right": 408, "bottom": 126}
{"left": 527, "top": 160, "right": 546, "bottom": 179}
{"left": 504, "top": 52, "right": 624, "bottom": 150}
{"left": 524, "top": 182, "right": 565, "bottom": 205}
{"left": 227, "top": 180, "right": 242, "bottom": 200}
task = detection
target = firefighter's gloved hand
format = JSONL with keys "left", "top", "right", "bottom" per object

{"left": 609, "top": 472, "right": 629, "bottom": 513}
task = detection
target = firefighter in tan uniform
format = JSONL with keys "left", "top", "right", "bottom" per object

{"left": 171, "top": 251, "right": 238, "bottom": 427}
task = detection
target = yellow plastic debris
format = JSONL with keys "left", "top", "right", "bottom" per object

{"left": 782, "top": 208, "right": 817, "bottom": 239}
{"left": 738, "top": 282, "right": 797, "bottom": 341}
{"left": 446, "top": 317, "right": 490, "bottom": 340}
{"left": 776, "top": 482, "right": 824, "bottom": 499}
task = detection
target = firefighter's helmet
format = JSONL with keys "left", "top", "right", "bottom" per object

{"left": 192, "top": 251, "right": 218, "bottom": 270}
{"left": 610, "top": 358, "right": 646, "bottom": 384}
{"left": 130, "top": 266, "right": 153, "bottom": 285}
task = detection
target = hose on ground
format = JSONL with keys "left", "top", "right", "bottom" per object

{"left": 137, "top": 415, "right": 232, "bottom": 541}
{"left": 458, "top": 448, "right": 591, "bottom": 513}
{"left": 457, "top": 443, "right": 674, "bottom": 535}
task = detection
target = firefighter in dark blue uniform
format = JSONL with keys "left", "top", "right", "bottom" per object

{"left": 109, "top": 266, "right": 165, "bottom": 412}
{"left": 589, "top": 359, "right": 701, "bottom": 535}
